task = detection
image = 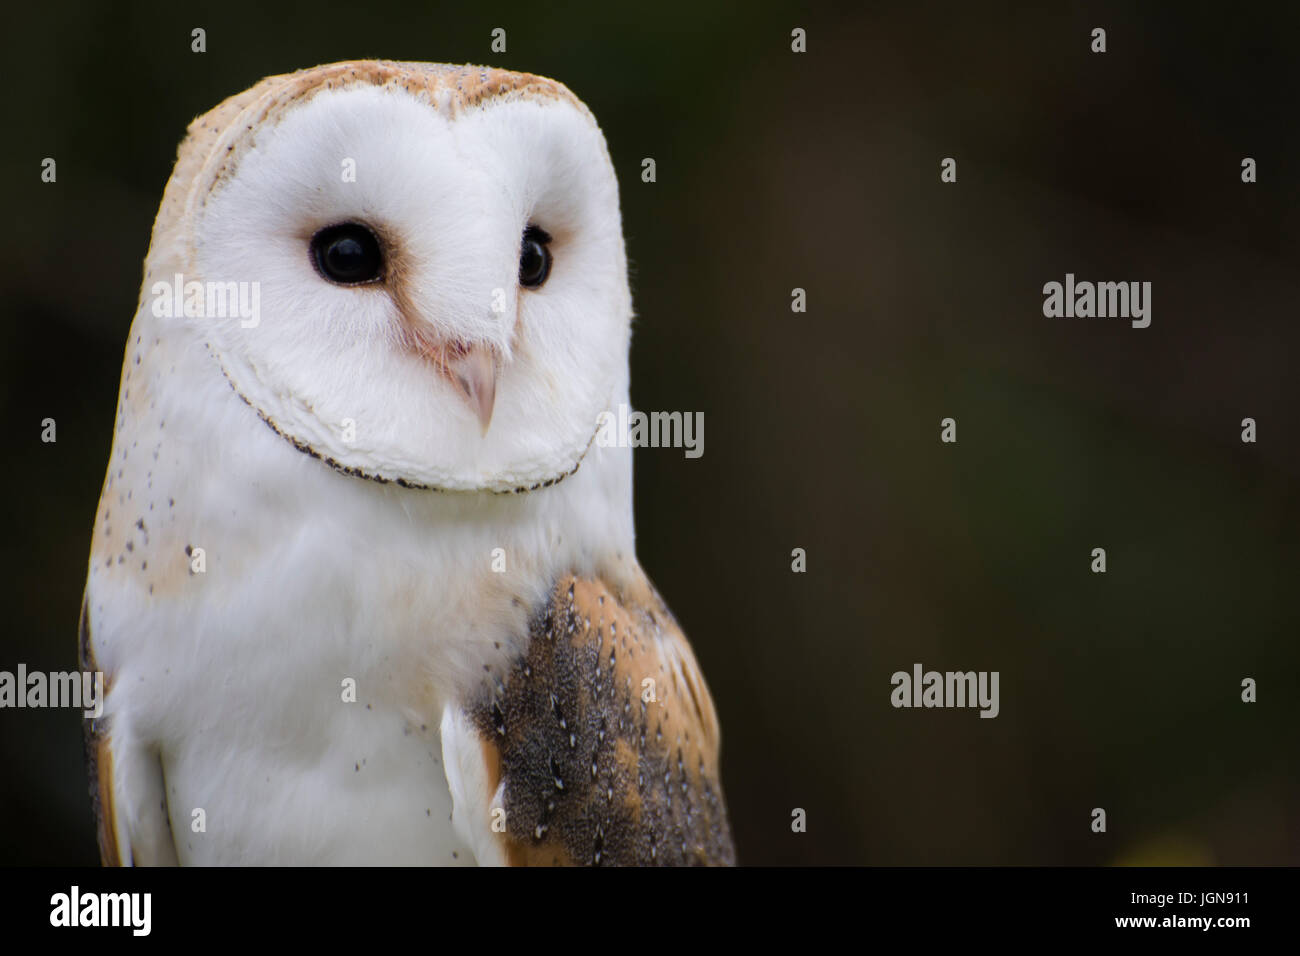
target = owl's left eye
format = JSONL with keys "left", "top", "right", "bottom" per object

{"left": 310, "top": 222, "right": 384, "bottom": 285}
{"left": 519, "top": 225, "right": 553, "bottom": 288}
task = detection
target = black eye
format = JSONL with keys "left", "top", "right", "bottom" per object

{"left": 519, "top": 225, "right": 553, "bottom": 288}
{"left": 310, "top": 222, "right": 384, "bottom": 285}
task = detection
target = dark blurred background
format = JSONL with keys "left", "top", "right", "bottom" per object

{"left": 3, "top": 1, "right": 1297, "bottom": 865}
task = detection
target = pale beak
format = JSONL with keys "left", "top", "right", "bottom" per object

{"left": 444, "top": 345, "right": 498, "bottom": 436}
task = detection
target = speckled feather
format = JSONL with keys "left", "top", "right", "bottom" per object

{"left": 464, "top": 573, "right": 734, "bottom": 866}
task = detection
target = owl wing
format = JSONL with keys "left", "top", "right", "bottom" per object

{"left": 79, "top": 597, "right": 179, "bottom": 866}
{"left": 440, "top": 569, "right": 735, "bottom": 865}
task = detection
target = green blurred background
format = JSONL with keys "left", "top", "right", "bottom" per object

{"left": 2, "top": 0, "right": 1297, "bottom": 865}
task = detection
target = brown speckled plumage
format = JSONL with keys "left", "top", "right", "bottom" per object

{"left": 468, "top": 573, "right": 735, "bottom": 866}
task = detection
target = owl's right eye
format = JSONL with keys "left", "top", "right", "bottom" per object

{"left": 519, "top": 225, "right": 553, "bottom": 288}
{"left": 310, "top": 223, "right": 384, "bottom": 285}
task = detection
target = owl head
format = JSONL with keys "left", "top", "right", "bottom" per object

{"left": 142, "top": 61, "right": 632, "bottom": 493}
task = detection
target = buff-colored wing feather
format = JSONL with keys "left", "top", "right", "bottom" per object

{"left": 79, "top": 597, "right": 178, "bottom": 866}
{"left": 441, "top": 569, "right": 735, "bottom": 865}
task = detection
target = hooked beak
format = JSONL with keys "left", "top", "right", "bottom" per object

{"left": 402, "top": 319, "right": 501, "bottom": 436}
{"left": 441, "top": 345, "right": 498, "bottom": 436}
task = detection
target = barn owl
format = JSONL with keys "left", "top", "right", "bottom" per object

{"left": 80, "top": 60, "right": 734, "bottom": 866}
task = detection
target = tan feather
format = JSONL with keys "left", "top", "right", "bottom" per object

{"left": 444, "top": 569, "right": 735, "bottom": 866}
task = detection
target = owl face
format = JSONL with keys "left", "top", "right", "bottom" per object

{"left": 184, "top": 73, "right": 631, "bottom": 492}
